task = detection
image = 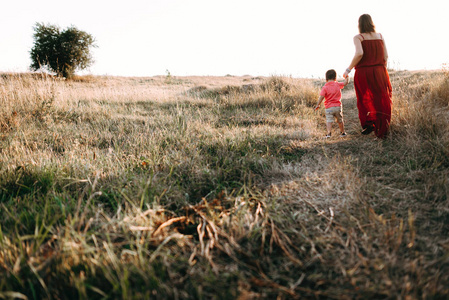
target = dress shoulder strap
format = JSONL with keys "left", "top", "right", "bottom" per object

{"left": 359, "top": 34, "right": 365, "bottom": 40}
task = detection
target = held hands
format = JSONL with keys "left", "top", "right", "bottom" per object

{"left": 343, "top": 68, "right": 351, "bottom": 79}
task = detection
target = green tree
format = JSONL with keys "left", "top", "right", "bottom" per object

{"left": 30, "top": 23, "right": 96, "bottom": 78}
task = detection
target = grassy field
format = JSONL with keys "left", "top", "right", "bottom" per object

{"left": 0, "top": 70, "right": 448, "bottom": 299}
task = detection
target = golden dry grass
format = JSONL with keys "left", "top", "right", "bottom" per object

{"left": 0, "top": 70, "right": 448, "bottom": 299}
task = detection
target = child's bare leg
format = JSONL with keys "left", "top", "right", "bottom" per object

{"left": 338, "top": 121, "right": 345, "bottom": 133}
{"left": 326, "top": 122, "right": 332, "bottom": 135}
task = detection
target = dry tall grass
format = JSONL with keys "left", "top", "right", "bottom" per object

{"left": 0, "top": 71, "right": 448, "bottom": 299}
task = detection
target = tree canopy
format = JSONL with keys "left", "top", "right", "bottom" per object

{"left": 30, "top": 23, "right": 96, "bottom": 78}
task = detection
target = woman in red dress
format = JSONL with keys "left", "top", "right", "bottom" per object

{"left": 343, "top": 14, "right": 392, "bottom": 138}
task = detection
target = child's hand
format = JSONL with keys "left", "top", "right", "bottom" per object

{"left": 314, "top": 105, "right": 320, "bottom": 111}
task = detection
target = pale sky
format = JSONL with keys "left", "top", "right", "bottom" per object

{"left": 1, "top": 0, "right": 448, "bottom": 78}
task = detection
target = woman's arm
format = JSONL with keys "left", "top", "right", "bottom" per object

{"left": 343, "top": 35, "right": 364, "bottom": 78}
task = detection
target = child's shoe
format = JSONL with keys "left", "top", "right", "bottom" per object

{"left": 340, "top": 132, "right": 347, "bottom": 137}
{"left": 325, "top": 133, "right": 331, "bottom": 138}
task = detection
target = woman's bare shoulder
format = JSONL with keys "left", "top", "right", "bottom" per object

{"left": 356, "top": 32, "right": 384, "bottom": 40}
{"left": 353, "top": 34, "right": 363, "bottom": 42}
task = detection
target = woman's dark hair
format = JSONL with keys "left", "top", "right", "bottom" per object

{"left": 358, "top": 14, "right": 376, "bottom": 33}
{"left": 326, "top": 69, "right": 337, "bottom": 81}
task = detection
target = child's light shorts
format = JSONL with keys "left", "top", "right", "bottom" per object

{"left": 325, "top": 106, "right": 343, "bottom": 123}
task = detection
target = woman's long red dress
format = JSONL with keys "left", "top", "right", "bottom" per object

{"left": 354, "top": 35, "right": 393, "bottom": 138}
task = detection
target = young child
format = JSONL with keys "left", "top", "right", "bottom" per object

{"left": 315, "top": 69, "right": 349, "bottom": 138}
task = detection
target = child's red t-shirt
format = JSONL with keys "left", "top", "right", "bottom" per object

{"left": 320, "top": 81, "right": 345, "bottom": 108}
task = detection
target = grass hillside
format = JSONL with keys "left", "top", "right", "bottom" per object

{"left": 0, "top": 70, "right": 448, "bottom": 299}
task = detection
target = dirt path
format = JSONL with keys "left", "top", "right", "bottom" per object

{"left": 340, "top": 88, "right": 360, "bottom": 135}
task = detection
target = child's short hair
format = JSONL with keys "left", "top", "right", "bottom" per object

{"left": 326, "top": 69, "right": 337, "bottom": 81}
